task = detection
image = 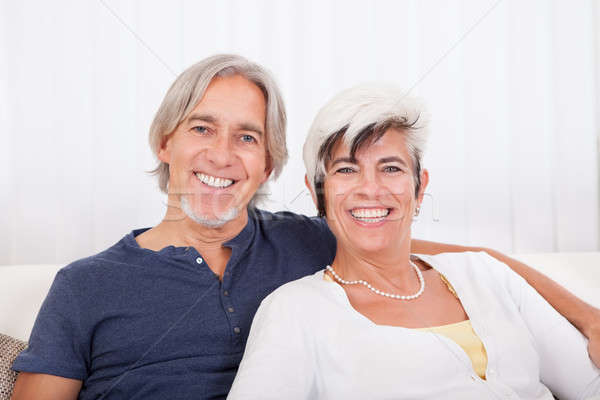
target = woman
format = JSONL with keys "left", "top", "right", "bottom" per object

{"left": 227, "top": 84, "right": 600, "bottom": 399}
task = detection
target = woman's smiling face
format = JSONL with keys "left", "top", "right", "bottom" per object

{"left": 322, "top": 128, "right": 428, "bottom": 256}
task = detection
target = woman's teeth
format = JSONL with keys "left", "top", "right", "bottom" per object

{"left": 195, "top": 172, "right": 234, "bottom": 188}
{"left": 350, "top": 208, "right": 390, "bottom": 222}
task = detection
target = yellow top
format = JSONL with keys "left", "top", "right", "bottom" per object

{"left": 417, "top": 319, "right": 487, "bottom": 379}
{"left": 324, "top": 270, "right": 488, "bottom": 379}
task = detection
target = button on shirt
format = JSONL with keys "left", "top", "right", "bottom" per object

{"left": 13, "top": 209, "right": 337, "bottom": 400}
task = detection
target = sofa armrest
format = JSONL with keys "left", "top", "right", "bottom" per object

{"left": 0, "top": 333, "right": 27, "bottom": 400}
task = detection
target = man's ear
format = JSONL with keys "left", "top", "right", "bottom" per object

{"left": 262, "top": 156, "right": 274, "bottom": 184}
{"left": 157, "top": 135, "right": 172, "bottom": 164}
{"left": 304, "top": 174, "right": 318, "bottom": 209}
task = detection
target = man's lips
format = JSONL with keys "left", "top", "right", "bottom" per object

{"left": 194, "top": 172, "right": 236, "bottom": 188}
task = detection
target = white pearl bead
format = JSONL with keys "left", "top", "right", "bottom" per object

{"left": 326, "top": 262, "right": 425, "bottom": 301}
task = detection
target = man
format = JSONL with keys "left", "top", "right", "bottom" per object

{"left": 11, "top": 54, "right": 600, "bottom": 399}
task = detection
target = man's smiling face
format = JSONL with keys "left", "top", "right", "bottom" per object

{"left": 158, "top": 74, "right": 270, "bottom": 226}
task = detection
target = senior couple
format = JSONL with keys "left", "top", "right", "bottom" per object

{"left": 11, "top": 54, "right": 600, "bottom": 399}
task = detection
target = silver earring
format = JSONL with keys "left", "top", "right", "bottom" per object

{"left": 414, "top": 206, "right": 421, "bottom": 217}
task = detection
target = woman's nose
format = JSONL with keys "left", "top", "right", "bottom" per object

{"left": 355, "top": 171, "right": 381, "bottom": 198}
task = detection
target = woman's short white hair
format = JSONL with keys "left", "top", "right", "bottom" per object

{"left": 302, "top": 84, "right": 429, "bottom": 215}
{"left": 149, "top": 54, "right": 287, "bottom": 198}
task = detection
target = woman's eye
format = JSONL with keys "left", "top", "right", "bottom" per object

{"left": 336, "top": 167, "right": 355, "bottom": 174}
{"left": 241, "top": 134, "right": 256, "bottom": 143}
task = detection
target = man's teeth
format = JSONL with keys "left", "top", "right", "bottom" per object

{"left": 195, "top": 173, "right": 234, "bottom": 188}
{"left": 351, "top": 208, "right": 390, "bottom": 221}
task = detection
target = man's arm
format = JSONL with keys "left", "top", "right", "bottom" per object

{"left": 11, "top": 373, "right": 81, "bottom": 400}
{"left": 411, "top": 239, "right": 600, "bottom": 367}
{"left": 10, "top": 270, "right": 89, "bottom": 399}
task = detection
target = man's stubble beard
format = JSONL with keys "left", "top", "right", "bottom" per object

{"left": 180, "top": 195, "right": 240, "bottom": 228}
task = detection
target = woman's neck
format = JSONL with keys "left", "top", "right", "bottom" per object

{"left": 330, "top": 240, "right": 420, "bottom": 293}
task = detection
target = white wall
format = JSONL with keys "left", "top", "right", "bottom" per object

{"left": 1, "top": 0, "right": 598, "bottom": 265}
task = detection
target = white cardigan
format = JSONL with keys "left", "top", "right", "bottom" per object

{"left": 228, "top": 252, "right": 600, "bottom": 400}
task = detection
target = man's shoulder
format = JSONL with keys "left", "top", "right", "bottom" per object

{"left": 252, "top": 208, "right": 330, "bottom": 235}
{"left": 59, "top": 230, "right": 147, "bottom": 280}
{"left": 251, "top": 209, "right": 335, "bottom": 257}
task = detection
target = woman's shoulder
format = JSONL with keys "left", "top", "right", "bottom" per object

{"left": 264, "top": 269, "right": 330, "bottom": 303}
{"left": 417, "top": 251, "right": 526, "bottom": 304}
{"left": 252, "top": 269, "right": 337, "bottom": 330}
{"left": 417, "top": 251, "right": 517, "bottom": 288}
{"left": 417, "top": 251, "right": 505, "bottom": 274}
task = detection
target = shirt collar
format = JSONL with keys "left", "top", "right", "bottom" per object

{"left": 125, "top": 207, "right": 257, "bottom": 259}
{"left": 224, "top": 207, "right": 257, "bottom": 260}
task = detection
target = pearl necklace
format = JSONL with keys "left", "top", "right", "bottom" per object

{"left": 325, "top": 260, "right": 425, "bottom": 300}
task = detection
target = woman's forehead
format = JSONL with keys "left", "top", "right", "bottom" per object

{"left": 330, "top": 130, "right": 409, "bottom": 162}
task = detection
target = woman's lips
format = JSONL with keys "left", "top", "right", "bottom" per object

{"left": 349, "top": 207, "right": 391, "bottom": 224}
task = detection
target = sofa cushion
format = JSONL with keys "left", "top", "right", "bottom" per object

{"left": 0, "top": 333, "right": 27, "bottom": 400}
{"left": 514, "top": 252, "right": 600, "bottom": 308}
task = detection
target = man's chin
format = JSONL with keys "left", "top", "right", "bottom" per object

{"left": 180, "top": 197, "right": 240, "bottom": 228}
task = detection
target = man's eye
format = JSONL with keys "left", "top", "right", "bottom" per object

{"left": 336, "top": 167, "right": 355, "bottom": 174}
{"left": 192, "top": 126, "right": 208, "bottom": 134}
{"left": 384, "top": 166, "right": 401, "bottom": 173}
{"left": 241, "top": 134, "right": 256, "bottom": 143}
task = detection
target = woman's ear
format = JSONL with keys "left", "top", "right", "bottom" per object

{"left": 305, "top": 174, "right": 319, "bottom": 209}
{"left": 417, "top": 169, "right": 429, "bottom": 206}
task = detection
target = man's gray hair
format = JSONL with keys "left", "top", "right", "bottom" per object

{"left": 149, "top": 54, "right": 288, "bottom": 197}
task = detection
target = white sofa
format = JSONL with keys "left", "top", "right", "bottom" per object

{"left": 1, "top": 253, "right": 599, "bottom": 342}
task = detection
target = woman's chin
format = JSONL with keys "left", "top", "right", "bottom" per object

{"left": 346, "top": 238, "right": 394, "bottom": 255}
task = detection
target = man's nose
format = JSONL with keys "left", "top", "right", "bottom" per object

{"left": 206, "top": 134, "right": 234, "bottom": 168}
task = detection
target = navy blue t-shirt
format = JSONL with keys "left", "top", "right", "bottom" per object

{"left": 13, "top": 209, "right": 336, "bottom": 399}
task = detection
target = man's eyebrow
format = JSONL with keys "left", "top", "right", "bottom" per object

{"left": 379, "top": 156, "right": 408, "bottom": 167}
{"left": 238, "top": 123, "right": 264, "bottom": 137}
{"left": 186, "top": 114, "right": 263, "bottom": 136}
{"left": 187, "top": 114, "right": 217, "bottom": 124}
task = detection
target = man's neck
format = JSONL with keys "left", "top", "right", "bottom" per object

{"left": 135, "top": 203, "right": 250, "bottom": 278}
{"left": 144, "top": 205, "right": 248, "bottom": 248}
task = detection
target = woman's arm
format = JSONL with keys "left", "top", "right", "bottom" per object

{"left": 411, "top": 238, "right": 600, "bottom": 366}
{"left": 478, "top": 252, "right": 600, "bottom": 398}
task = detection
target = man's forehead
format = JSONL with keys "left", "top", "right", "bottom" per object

{"left": 203, "top": 74, "right": 266, "bottom": 107}
{"left": 185, "top": 76, "right": 267, "bottom": 128}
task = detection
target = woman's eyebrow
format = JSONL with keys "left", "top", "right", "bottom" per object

{"left": 330, "top": 157, "right": 357, "bottom": 167}
{"left": 378, "top": 156, "right": 408, "bottom": 167}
